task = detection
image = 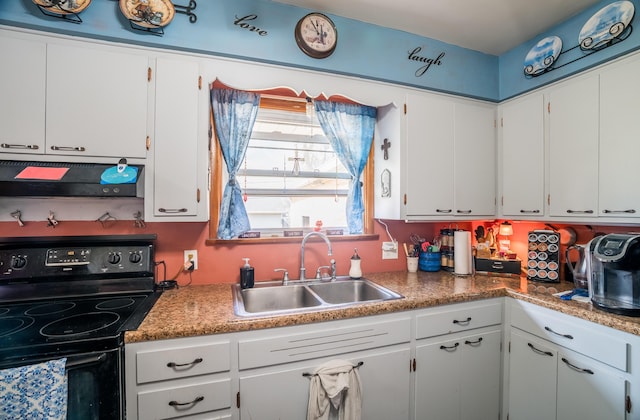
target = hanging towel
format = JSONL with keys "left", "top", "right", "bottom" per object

{"left": 307, "top": 359, "right": 362, "bottom": 420}
{"left": 0, "top": 358, "right": 68, "bottom": 420}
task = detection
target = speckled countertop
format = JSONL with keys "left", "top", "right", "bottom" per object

{"left": 125, "top": 271, "right": 640, "bottom": 343}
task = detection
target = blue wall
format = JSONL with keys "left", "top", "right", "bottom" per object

{"left": 499, "top": 0, "right": 640, "bottom": 100}
{"left": 0, "top": 0, "right": 497, "bottom": 100}
{"left": 3, "top": 0, "right": 640, "bottom": 102}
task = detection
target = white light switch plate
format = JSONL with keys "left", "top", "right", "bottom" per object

{"left": 382, "top": 241, "right": 398, "bottom": 259}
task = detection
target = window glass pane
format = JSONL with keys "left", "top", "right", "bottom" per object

{"left": 240, "top": 105, "right": 351, "bottom": 232}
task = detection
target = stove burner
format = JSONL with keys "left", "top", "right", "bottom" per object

{"left": 0, "top": 316, "right": 35, "bottom": 338}
{"left": 40, "top": 312, "right": 120, "bottom": 338}
{"left": 0, "top": 308, "right": 9, "bottom": 316}
{"left": 25, "top": 302, "right": 76, "bottom": 316}
{"left": 95, "top": 298, "right": 135, "bottom": 311}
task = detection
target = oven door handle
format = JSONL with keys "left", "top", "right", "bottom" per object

{"left": 66, "top": 353, "right": 107, "bottom": 369}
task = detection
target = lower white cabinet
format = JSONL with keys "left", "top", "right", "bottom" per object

{"left": 507, "top": 300, "right": 631, "bottom": 420}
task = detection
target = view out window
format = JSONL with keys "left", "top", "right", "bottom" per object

{"left": 241, "top": 98, "right": 350, "bottom": 233}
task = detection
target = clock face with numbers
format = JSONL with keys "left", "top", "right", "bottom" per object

{"left": 294, "top": 13, "right": 338, "bottom": 59}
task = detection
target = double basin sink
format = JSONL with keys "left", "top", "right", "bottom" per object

{"left": 232, "top": 277, "right": 404, "bottom": 317}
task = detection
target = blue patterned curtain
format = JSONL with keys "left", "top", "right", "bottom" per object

{"left": 314, "top": 101, "right": 377, "bottom": 234}
{"left": 211, "top": 88, "right": 260, "bottom": 239}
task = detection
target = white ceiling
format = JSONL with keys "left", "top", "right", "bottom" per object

{"left": 272, "top": 0, "right": 602, "bottom": 55}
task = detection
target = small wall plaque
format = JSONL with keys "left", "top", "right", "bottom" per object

{"left": 239, "top": 231, "right": 261, "bottom": 238}
{"left": 284, "top": 230, "right": 304, "bottom": 237}
{"left": 326, "top": 229, "right": 344, "bottom": 236}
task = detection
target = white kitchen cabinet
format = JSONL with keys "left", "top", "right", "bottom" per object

{"left": 507, "top": 299, "right": 631, "bottom": 420}
{"left": 547, "top": 74, "right": 599, "bottom": 218}
{"left": 237, "top": 316, "right": 411, "bottom": 420}
{"left": 145, "top": 56, "right": 209, "bottom": 221}
{"left": 46, "top": 42, "right": 150, "bottom": 159}
{"left": 402, "top": 93, "right": 495, "bottom": 220}
{"left": 413, "top": 299, "right": 503, "bottom": 420}
{"left": 0, "top": 31, "right": 46, "bottom": 154}
{"left": 598, "top": 54, "right": 640, "bottom": 218}
{"left": 499, "top": 93, "right": 545, "bottom": 218}
{"left": 125, "top": 335, "right": 233, "bottom": 420}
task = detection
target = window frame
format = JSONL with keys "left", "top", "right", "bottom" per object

{"left": 207, "top": 94, "right": 376, "bottom": 243}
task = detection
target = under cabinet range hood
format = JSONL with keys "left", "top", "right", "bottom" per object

{"left": 0, "top": 160, "right": 144, "bottom": 197}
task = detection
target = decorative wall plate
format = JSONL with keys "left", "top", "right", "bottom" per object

{"left": 119, "top": 0, "right": 175, "bottom": 28}
{"left": 579, "top": 0, "right": 635, "bottom": 50}
{"left": 523, "top": 36, "right": 562, "bottom": 76}
{"left": 33, "top": 0, "right": 91, "bottom": 15}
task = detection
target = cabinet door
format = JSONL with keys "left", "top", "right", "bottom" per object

{"left": 508, "top": 329, "right": 557, "bottom": 420}
{"left": 239, "top": 348, "right": 410, "bottom": 420}
{"left": 557, "top": 349, "right": 627, "bottom": 420}
{"left": 151, "top": 57, "right": 201, "bottom": 217}
{"left": 405, "top": 93, "right": 454, "bottom": 217}
{"left": 501, "top": 93, "right": 545, "bottom": 217}
{"left": 459, "top": 330, "right": 501, "bottom": 420}
{"left": 599, "top": 56, "right": 640, "bottom": 218}
{"left": 0, "top": 34, "right": 46, "bottom": 154}
{"left": 46, "top": 43, "right": 149, "bottom": 158}
{"left": 454, "top": 102, "right": 496, "bottom": 217}
{"left": 415, "top": 338, "right": 459, "bottom": 420}
{"left": 548, "top": 75, "right": 599, "bottom": 217}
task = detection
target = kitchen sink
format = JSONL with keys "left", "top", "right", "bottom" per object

{"left": 232, "top": 277, "right": 403, "bottom": 317}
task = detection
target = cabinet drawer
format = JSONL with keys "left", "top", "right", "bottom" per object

{"left": 136, "top": 341, "right": 230, "bottom": 384}
{"left": 137, "top": 378, "right": 231, "bottom": 420}
{"left": 238, "top": 317, "right": 410, "bottom": 370}
{"left": 415, "top": 300, "right": 502, "bottom": 339}
{"left": 510, "top": 300, "right": 628, "bottom": 371}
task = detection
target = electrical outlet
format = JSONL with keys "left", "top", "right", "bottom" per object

{"left": 184, "top": 249, "right": 198, "bottom": 270}
{"left": 382, "top": 241, "right": 398, "bottom": 260}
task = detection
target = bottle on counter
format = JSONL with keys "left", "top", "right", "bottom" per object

{"left": 349, "top": 248, "right": 362, "bottom": 279}
{"left": 240, "top": 258, "right": 254, "bottom": 289}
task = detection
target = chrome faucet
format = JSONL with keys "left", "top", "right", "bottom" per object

{"left": 300, "top": 231, "right": 334, "bottom": 281}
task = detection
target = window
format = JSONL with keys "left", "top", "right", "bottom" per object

{"left": 209, "top": 91, "right": 375, "bottom": 241}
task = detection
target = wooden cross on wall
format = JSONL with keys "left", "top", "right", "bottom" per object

{"left": 288, "top": 148, "right": 305, "bottom": 175}
{"left": 381, "top": 138, "right": 391, "bottom": 160}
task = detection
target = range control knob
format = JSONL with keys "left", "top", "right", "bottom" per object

{"left": 11, "top": 255, "right": 27, "bottom": 270}
{"left": 107, "top": 253, "right": 122, "bottom": 265}
{"left": 129, "top": 253, "right": 142, "bottom": 264}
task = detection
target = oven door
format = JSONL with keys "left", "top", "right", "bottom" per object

{"left": 0, "top": 348, "right": 124, "bottom": 420}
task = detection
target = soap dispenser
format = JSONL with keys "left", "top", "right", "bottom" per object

{"left": 240, "top": 258, "right": 254, "bottom": 289}
{"left": 349, "top": 248, "right": 362, "bottom": 279}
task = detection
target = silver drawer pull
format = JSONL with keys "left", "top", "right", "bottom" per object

{"left": 453, "top": 317, "right": 471, "bottom": 325}
{"left": 1, "top": 143, "right": 39, "bottom": 150}
{"left": 167, "top": 357, "right": 203, "bottom": 368}
{"left": 436, "top": 209, "right": 452, "bottom": 213}
{"left": 464, "top": 337, "right": 483, "bottom": 346}
{"left": 50, "top": 145, "right": 86, "bottom": 152}
{"left": 565, "top": 209, "right": 594, "bottom": 214}
{"left": 168, "top": 395, "right": 204, "bottom": 407}
{"left": 456, "top": 209, "right": 472, "bottom": 214}
{"left": 439, "top": 342, "right": 460, "bottom": 351}
{"left": 527, "top": 342, "right": 553, "bottom": 357}
{"left": 519, "top": 209, "right": 540, "bottom": 213}
{"left": 602, "top": 209, "right": 636, "bottom": 214}
{"left": 544, "top": 326, "right": 573, "bottom": 340}
{"left": 158, "top": 208, "right": 188, "bottom": 213}
{"left": 561, "top": 357, "right": 594, "bottom": 375}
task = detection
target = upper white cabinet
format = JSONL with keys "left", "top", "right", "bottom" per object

{"left": 145, "top": 56, "right": 209, "bottom": 221}
{"left": 0, "top": 33, "right": 46, "bottom": 153}
{"left": 46, "top": 42, "right": 150, "bottom": 159}
{"left": 500, "top": 93, "right": 545, "bottom": 218}
{"left": 599, "top": 54, "right": 640, "bottom": 218}
{"left": 400, "top": 92, "right": 495, "bottom": 220}
{"left": 548, "top": 74, "right": 599, "bottom": 218}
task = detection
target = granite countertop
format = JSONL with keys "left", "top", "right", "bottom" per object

{"left": 125, "top": 271, "right": 640, "bottom": 343}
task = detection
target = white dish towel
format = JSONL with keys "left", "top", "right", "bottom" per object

{"left": 307, "top": 359, "right": 362, "bottom": 420}
{"left": 0, "top": 358, "right": 68, "bottom": 420}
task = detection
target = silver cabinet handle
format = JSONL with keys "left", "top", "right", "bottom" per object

{"left": 158, "top": 208, "right": 188, "bottom": 213}
{"left": 1, "top": 143, "right": 39, "bottom": 150}
{"left": 456, "top": 209, "right": 472, "bottom": 214}
{"left": 565, "top": 209, "right": 594, "bottom": 214}
{"left": 439, "top": 342, "right": 459, "bottom": 351}
{"left": 168, "top": 396, "right": 204, "bottom": 407}
{"left": 519, "top": 209, "right": 540, "bottom": 213}
{"left": 50, "top": 145, "right": 86, "bottom": 152}
{"left": 602, "top": 209, "right": 636, "bottom": 214}
{"left": 544, "top": 326, "right": 573, "bottom": 340}
{"left": 453, "top": 317, "right": 472, "bottom": 325}
{"left": 436, "top": 209, "right": 452, "bottom": 213}
{"left": 167, "top": 357, "right": 203, "bottom": 368}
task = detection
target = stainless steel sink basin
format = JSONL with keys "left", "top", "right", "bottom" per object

{"left": 307, "top": 280, "right": 399, "bottom": 304}
{"left": 232, "top": 277, "right": 403, "bottom": 317}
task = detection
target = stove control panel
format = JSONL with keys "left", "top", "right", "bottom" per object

{"left": 0, "top": 245, "right": 154, "bottom": 279}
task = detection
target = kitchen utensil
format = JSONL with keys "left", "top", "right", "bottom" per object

{"left": 566, "top": 243, "right": 590, "bottom": 289}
